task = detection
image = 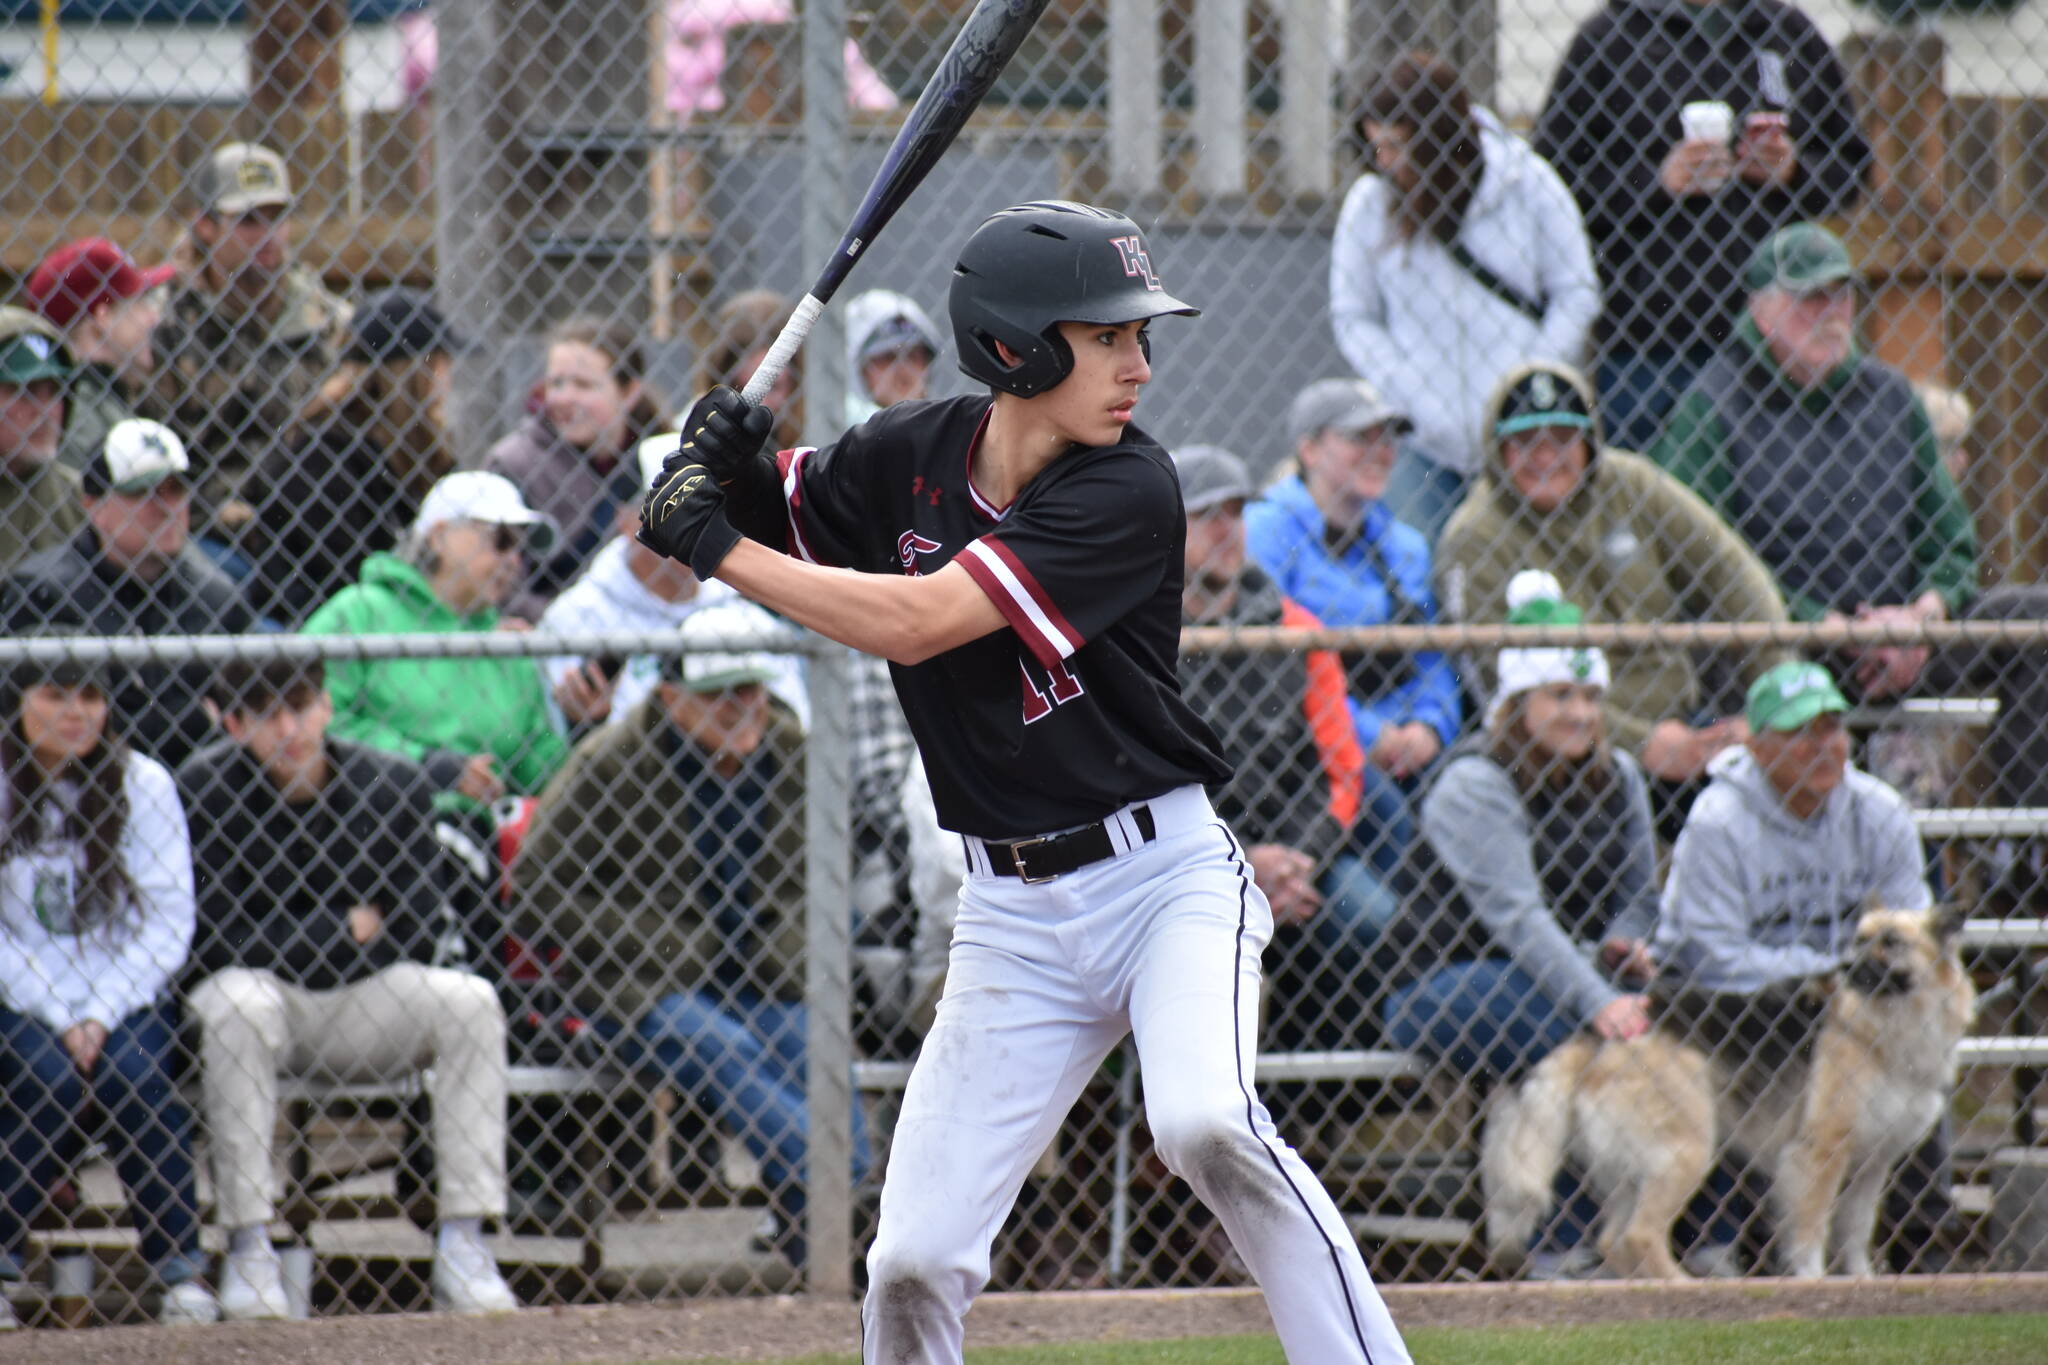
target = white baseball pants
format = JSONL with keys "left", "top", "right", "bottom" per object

{"left": 189, "top": 962, "right": 509, "bottom": 1228}
{"left": 861, "top": 786, "right": 1411, "bottom": 1364}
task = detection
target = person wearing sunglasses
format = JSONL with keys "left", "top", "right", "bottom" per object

{"left": 301, "top": 470, "right": 570, "bottom": 820}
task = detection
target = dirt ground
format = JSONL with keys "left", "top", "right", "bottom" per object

{"left": 9, "top": 1275, "right": 2048, "bottom": 1364}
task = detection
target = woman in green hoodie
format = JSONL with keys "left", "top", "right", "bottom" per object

{"left": 301, "top": 470, "right": 569, "bottom": 817}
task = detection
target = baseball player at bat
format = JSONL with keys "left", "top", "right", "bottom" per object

{"left": 641, "top": 201, "right": 1412, "bottom": 1364}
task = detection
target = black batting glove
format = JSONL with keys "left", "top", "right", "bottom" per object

{"left": 675, "top": 385, "right": 784, "bottom": 545}
{"left": 682, "top": 385, "right": 775, "bottom": 485}
{"left": 638, "top": 460, "right": 743, "bottom": 577}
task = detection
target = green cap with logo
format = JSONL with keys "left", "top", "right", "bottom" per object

{"left": 1743, "top": 223, "right": 1854, "bottom": 294}
{"left": 1745, "top": 660, "right": 1850, "bottom": 732}
{"left": 0, "top": 326, "right": 71, "bottom": 386}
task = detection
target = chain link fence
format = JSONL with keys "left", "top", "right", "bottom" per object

{"left": 5, "top": 0, "right": 2048, "bottom": 1331}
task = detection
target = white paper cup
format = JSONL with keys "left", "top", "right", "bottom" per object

{"left": 1681, "top": 100, "right": 1734, "bottom": 145}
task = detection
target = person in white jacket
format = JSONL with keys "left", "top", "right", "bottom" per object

{"left": 1331, "top": 52, "right": 1599, "bottom": 543}
{"left": 0, "top": 650, "right": 216, "bottom": 1327}
{"left": 540, "top": 433, "right": 807, "bottom": 737}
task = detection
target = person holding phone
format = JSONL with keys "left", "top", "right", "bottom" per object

{"left": 1534, "top": 0, "right": 1872, "bottom": 453}
{"left": 538, "top": 434, "right": 805, "bottom": 739}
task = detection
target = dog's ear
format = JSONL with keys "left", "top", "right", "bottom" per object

{"left": 1930, "top": 901, "right": 1968, "bottom": 944}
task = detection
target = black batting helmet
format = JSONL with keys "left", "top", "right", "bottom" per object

{"left": 948, "top": 201, "right": 1199, "bottom": 397}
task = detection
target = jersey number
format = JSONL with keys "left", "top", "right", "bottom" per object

{"left": 1020, "top": 656, "right": 1084, "bottom": 724}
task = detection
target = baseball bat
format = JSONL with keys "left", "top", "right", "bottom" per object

{"left": 740, "top": 0, "right": 1054, "bottom": 404}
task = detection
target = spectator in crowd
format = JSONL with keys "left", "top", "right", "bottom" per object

{"left": 485, "top": 317, "right": 669, "bottom": 611}
{"left": 697, "top": 290, "right": 803, "bottom": 452}
{"left": 153, "top": 143, "right": 351, "bottom": 553}
{"left": 4, "top": 419, "right": 255, "bottom": 768}
{"left": 1437, "top": 360, "right": 1789, "bottom": 839}
{"left": 243, "top": 288, "right": 464, "bottom": 626}
{"left": 511, "top": 604, "right": 869, "bottom": 1267}
{"left": 1245, "top": 378, "right": 1459, "bottom": 878}
{"left": 1331, "top": 52, "right": 1599, "bottom": 544}
{"left": 1175, "top": 443, "right": 1388, "bottom": 1047}
{"left": 179, "top": 656, "right": 516, "bottom": 1320}
{"left": 0, "top": 643, "right": 216, "bottom": 1327}
{"left": 538, "top": 432, "right": 806, "bottom": 739}
{"left": 1382, "top": 572, "right": 1657, "bottom": 1279}
{"left": 1535, "top": 0, "right": 1872, "bottom": 452}
{"left": 1651, "top": 224, "right": 1978, "bottom": 700}
{"left": 842, "top": 288, "right": 943, "bottom": 428}
{"left": 24, "top": 238, "right": 172, "bottom": 474}
{"left": 1652, "top": 660, "right": 1954, "bottom": 1272}
{"left": 0, "top": 309, "right": 85, "bottom": 570}
{"left": 301, "top": 470, "right": 569, "bottom": 823}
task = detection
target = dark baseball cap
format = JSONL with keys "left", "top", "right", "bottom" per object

{"left": 1174, "top": 444, "right": 1254, "bottom": 514}
{"left": 346, "top": 288, "right": 471, "bottom": 363}
{"left": 1494, "top": 366, "right": 1594, "bottom": 439}
{"left": 1744, "top": 223, "right": 1854, "bottom": 294}
{"left": 27, "top": 238, "right": 175, "bottom": 329}
{"left": 1287, "top": 377, "right": 1412, "bottom": 444}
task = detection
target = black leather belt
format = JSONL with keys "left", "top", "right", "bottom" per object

{"left": 982, "top": 805, "right": 1158, "bottom": 883}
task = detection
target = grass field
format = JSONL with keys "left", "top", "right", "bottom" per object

{"left": 688, "top": 1313, "right": 2048, "bottom": 1364}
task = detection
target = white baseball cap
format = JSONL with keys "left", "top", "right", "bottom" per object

{"left": 663, "top": 602, "right": 784, "bottom": 693}
{"left": 413, "top": 470, "right": 557, "bottom": 550}
{"left": 86, "top": 418, "right": 189, "bottom": 496}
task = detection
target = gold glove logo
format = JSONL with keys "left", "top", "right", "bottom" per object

{"left": 658, "top": 465, "right": 710, "bottom": 518}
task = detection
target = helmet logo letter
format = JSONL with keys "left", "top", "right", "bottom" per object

{"left": 1111, "top": 236, "right": 1161, "bottom": 292}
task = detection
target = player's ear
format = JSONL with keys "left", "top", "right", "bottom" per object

{"left": 992, "top": 338, "right": 1023, "bottom": 368}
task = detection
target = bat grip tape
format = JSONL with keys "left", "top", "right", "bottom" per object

{"left": 742, "top": 293, "right": 826, "bottom": 405}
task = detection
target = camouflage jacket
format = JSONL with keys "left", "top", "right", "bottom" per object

{"left": 152, "top": 268, "right": 350, "bottom": 536}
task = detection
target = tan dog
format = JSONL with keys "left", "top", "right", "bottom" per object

{"left": 1482, "top": 906, "right": 1976, "bottom": 1279}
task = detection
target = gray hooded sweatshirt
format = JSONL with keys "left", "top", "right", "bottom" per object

{"left": 842, "top": 289, "right": 943, "bottom": 428}
{"left": 1416, "top": 747, "right": 1659, "bottom": 1025}
{"left": 1652, "top": 746, "right": 1928, "bottom": 994}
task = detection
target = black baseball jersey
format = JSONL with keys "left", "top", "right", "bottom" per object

{"left": 776, "top": 394, "right": 1231, "bottom": 839}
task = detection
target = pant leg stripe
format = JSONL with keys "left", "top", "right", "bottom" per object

{"left": 1219, "top": 826, "right": 1378, "bottom": 1364}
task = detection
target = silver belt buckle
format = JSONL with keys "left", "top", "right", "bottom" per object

{"left": 1008, "top": 836, "right": 1055, "bottom": 884}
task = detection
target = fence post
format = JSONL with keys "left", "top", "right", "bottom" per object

{"left": 1280, "top": 0, "right": 1336, "bottom": 197}
{"left": 433, "top": 0, "right": 511, "bottom": 467}
{"left": 1109, "top": 0, "right": 1163, "bottom": 200}
{"left": 1194, "top": 0, "right": 1250, "bottom": 199}
{"left": 801, "top": 0, "right": 850, "bottom": 447}
{"left": 804, "top": 643, "right": 856, "bottom": 1296}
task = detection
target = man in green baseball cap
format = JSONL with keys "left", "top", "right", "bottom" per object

{"left": 0, "top": 306, "right": 86, "bottom": 569}
{"left": 1649, "top": 223, "right": 1977, "bottom": 702}
{"left": 1742, "top": 659, "right": 1852, "bottom": 820}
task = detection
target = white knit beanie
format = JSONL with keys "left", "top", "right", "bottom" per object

{"left": 1488, "top": 569, "right": 1610, "bottom": 726}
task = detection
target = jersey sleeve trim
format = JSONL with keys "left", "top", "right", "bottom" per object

{"left": 956, "top": 536, "right": 1084, "bottom": 669}
{"left": 776, "top": 446, "right": 822, "bottom": 564}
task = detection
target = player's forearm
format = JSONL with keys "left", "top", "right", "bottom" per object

{"left": 715, "top": 539, "right": 996, "bottom": 665}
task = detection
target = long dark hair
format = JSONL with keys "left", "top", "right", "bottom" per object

{"left": 1360, "top": 53, "right": 1484, "bottom": 246}
{"left": 547, "top": 315, "right": 671, "bottom": 450}
{"left": 1488, "top": 691, "right": 1616, "bottom": 802}
{"left": 2, "top": 674, "right": 136, "bottom": 938}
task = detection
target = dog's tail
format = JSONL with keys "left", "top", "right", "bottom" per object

{"left": 1481, "top": 1036, "right": 1596, "bottom": 1274}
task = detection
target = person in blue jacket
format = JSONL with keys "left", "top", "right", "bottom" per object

{"left": 1246, "top": 377, "right": 1462, "bottom": 899}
